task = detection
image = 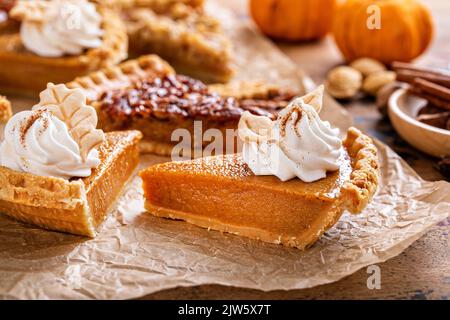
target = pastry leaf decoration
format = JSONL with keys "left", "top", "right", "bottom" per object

{"left": 33, "top": 83, "right": 105, "bottom": 161}
{"left": 300, "top": 85, "right": 324, "bottom": 113}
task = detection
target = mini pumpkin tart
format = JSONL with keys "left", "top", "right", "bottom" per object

{"left": 122, "top": 1, "right": 234, "bottom": 83}
{"left": 67, "top": 55, "right": 298, "bottom": 157}
{"left": 140, "top": 87, "right": 379, "bottom": 249}
{"left": 0, "top": 0, "right": 127, "bottom": 95}
{"left": 0, "top": 83, "right": 142, "bottom": 236}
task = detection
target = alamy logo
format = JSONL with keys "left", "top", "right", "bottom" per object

{"left": 366, "top": 5, "right": 381, "bottom": 30}
{"left": 171, "top": 121, "right": 243, "bottom": 161}
{"left": 366, "top": 265, "right": 381, "bottom": 289}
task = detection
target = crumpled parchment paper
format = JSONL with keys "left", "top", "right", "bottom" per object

{"left": 0, "top": 1, "right": 449, "bottom": 300}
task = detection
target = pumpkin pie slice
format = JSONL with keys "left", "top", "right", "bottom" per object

{"left": 0, "top": 130, "right": 142, "bottom": 236}
{"left": 140, "top": 127, "right": 378, "bottom": 249}
{"left": 0, "top": 0, "right": 128, "bottom": 95}
{"left": 67, "top": 55, "right": 298, "bottom": 156}
{"left": 0, "top": 84, "right": 142, "bottom": 237}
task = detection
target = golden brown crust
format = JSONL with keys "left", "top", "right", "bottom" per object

{"left": 0, "top": 167, "right": 86, "bottom": 209}
{"left": 0, "top": 6, "right": 128, "bottom": 95}
{"left": 0, "top": 131, "right": 142, "bottom": 237}
{"left": 341, "top": 127, "right": 379, "bottom": 214}
{"left": 0, "top": 95, "right": 12, "bottom": 124}
{"left": 67, "top": 54, "right": 175, "bottom": 103}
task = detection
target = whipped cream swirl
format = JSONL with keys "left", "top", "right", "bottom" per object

{"left": 238, "top": 86, "right": 342, "bottom": 182}
{"left": 0, "top": 110, "right": 100, "bottom": 179}
{"left": 11, "top": 0, "right": 103, "bottom": 57}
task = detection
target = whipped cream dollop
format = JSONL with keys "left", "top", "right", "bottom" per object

{"left": 238, "top": 86, "right": 343, "bottom": 182}
{"left": 0, "top": 83, "right": 105, "bottom": 179}
{"left": 11, "top": 0, "right": 103, "bottom": 57}
{"left": 0, "top": 110, "right": 100, "bottom": 179}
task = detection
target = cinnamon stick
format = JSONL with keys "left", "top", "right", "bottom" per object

{"left": 392, "top": 61, "right": 450, "bottom": 77}
{"left": 396, "top": 70, "right": 450, "bottom": 88}
{"left": 409, "top": 86, "right": 450, "bottom": 111}
{"left": 416, "top": 112, "right": 450, "bottom": 130}
{"left": 413, "top": 78, "right": 450, "bottom": 102}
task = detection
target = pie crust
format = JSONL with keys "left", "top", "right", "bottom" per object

{"left": 0, "top": 95, "right": 12, "bottom": 124}
{"left": 140, "top": 127, "right": 379, "bottom": 249}
{"left": 0, "top": 95, "right": 12, "bottom": 141}
{"left": 0, "top": 130, "right": 142, "bottom": 237}
{"left": 0, "top": 5, "right": 128, "bottom": 95}
{"left": 67, "top": 55, "right": 297, "bottom": 157}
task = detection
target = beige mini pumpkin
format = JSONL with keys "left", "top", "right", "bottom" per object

{"left": 332, "top": 0, "right": 434, "bottom": 64}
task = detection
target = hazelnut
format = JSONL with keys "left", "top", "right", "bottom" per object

{"left": 326, "top": 66, "right": 362, "bottom": 99}
{"left": 350, "top": 58, "right": 386, "bottom": 77}
{"left": 363, "top": 71, "right": 396, "bottom": 96}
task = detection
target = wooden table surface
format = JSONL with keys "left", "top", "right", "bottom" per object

{"left": 143, "top": 0, "right": 450, "bottom": 300}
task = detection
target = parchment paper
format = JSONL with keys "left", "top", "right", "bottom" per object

{"left": 0, "top": 1, "right": 449, "bottom": 299}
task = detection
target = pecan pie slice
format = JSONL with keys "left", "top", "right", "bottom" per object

{"left": 67, "top": 55, "right": 298, "bottom": 156}
{"left": 122, "top": 1, "right": 234, "bottom": 83}
{"left": 0, "top": 0, "right": 128, "bottom": 95}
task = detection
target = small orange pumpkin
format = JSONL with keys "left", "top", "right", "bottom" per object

{"left": 249, "top": 0, "right": 337, "bottom": 41}
{"left": 332, "top": 0, "right": 434, "bottom": 64}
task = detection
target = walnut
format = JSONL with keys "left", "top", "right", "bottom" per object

{"left": 363, "top": 71, "right": 396, "bottom": 96}
{"left": 350, "top": 58, "right": 386, "bottom": 77}
{"left": 326, "top": 66, "right": 362, "bottom": 99}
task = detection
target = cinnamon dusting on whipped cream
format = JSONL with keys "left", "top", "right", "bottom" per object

{"left": 0, "top": 83, "right": 104, "bottom": 179}
{"left": 238, "top": 86, "right": 343, "bottom": 183}
{"left": 19, "top": 109, "right": 45, "bottom": 146}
